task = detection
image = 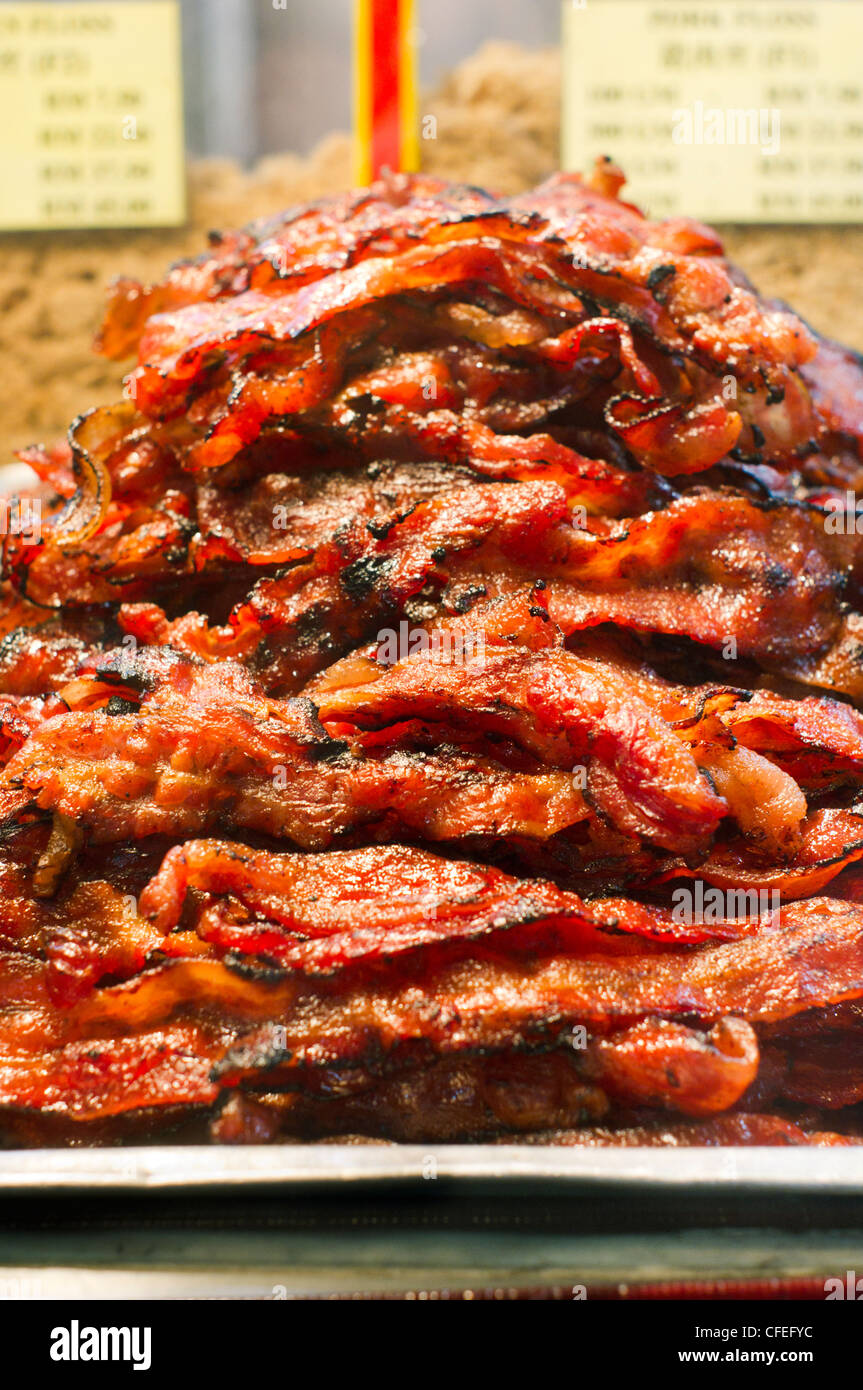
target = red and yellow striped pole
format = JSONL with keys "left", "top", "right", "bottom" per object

{"left": 354, "top": 0, "right": 419, "bottom": 185}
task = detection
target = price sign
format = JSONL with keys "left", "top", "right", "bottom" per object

{"left": 562, "top": 0, "right": 863, "bottom": 222}
{"left": 0, "top": 1, "right": 185, "bottom": 230}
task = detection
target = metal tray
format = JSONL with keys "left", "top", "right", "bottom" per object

{"left": 0, "top": 1143, "right": 861, "bottom": 1195}
{"left": 0, "top": 1146, "right": 861, "bottom": 1297}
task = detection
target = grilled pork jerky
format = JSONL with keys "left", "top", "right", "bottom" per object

{"left": 2, "top": 163, "right": 863, "bottom": 1144}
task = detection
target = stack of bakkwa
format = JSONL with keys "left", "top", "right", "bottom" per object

{"left": 3, "top": 159, "right": 863, "bottom": 1146}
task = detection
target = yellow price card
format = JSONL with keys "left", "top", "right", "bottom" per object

{"left": 562, "top": 0, "right": 863, "bottom": 222}
{"left": 0, "top": 0, "right": 185, "bottom": 230}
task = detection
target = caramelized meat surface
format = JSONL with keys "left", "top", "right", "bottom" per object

{"left": 3, "top": 161, "right": 863, "bottom": 1145}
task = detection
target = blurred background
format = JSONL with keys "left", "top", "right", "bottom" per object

{"left": 180, "top": 0, "right": 560, "bottom": 164}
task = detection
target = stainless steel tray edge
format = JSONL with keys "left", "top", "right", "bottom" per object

{"left": 0, "top": 1144, "right": 860, "bottom": 1194}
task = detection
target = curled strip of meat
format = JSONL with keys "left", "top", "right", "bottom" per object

{"left": 0, "top": 1025, "right": 220, "bottom": 1120}
{"left": 605, "top": 392, "right": 742, "bottom": 475}
{"left": 446, "top": 491, "right": 851, "bottom": 677}
{"left": 3, "top": 652, "right": 599, "bottom": 853}
{"left": 583, "top": 1017, "right": 759, "bottom": 1116}
{"left": 31, "top": 893, "right": 849, "bottom": 1076}
{"left": 314, "top": 604, "right": 725, "bottom": 856}
{"left": 654, "top": 807, "right": 863, "bottom": 900}
{"left": 0, "top": 869, "right": 857, "bottom": 1128}
{"left": 138, "top": 840, "right": 749, "bottom": 972}
{"left": 696, "top": 745, "right": 807, "bottom": 859}
{"left": 57, "top": 404, "right": 122, "bottom": 544}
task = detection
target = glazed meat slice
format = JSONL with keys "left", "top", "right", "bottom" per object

{"left": 106, "top": 163, "right": 816, "bottom": 473}
{"left": 14, "top": 470, "right": 858, "bottom": 701}
{"left": 0, "top": 839, "right": 859, "bottom": 1137}
{"left": 211, "top": 1023, "right": 757, "bottom": 1143}
{"left": 9, "top": 595, "right": 863, "bottom": 892}
{"left": 138, "top": 839, "right": 749, "bottom": 970}
{"left": 96, "top": 174, "right": 502, "bottom": 359}
{"left": 0, "top": 827, "right": 164, "bottom": 1001}
{"left": 1, "top": 645, "right": 602, "bottom": 853}
{"left": 208, "top": 895, "right": 863, "bottom": 1084}
{"left": 444, "top": 490, "right": 856, "bottom": 693}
